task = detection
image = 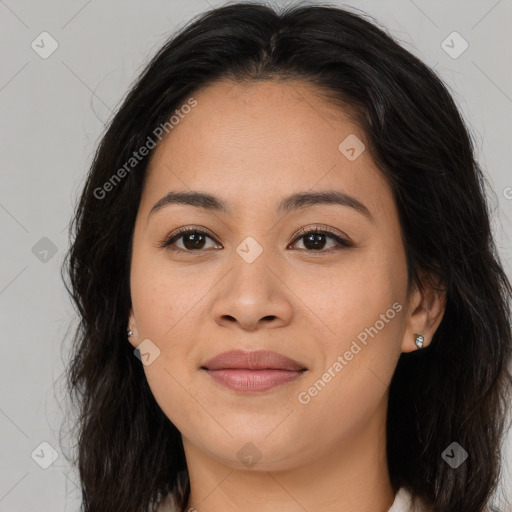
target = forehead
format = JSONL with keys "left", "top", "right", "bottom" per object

{"left": 141, "top": 79, "right": 394, "bottom": 222}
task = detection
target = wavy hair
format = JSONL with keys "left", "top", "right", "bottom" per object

{"left": 62, "top": 2, "right": 512, "bottom": 511}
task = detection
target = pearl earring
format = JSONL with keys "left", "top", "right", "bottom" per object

{"left": 414, "top": 334, "right": 425, "bottom": 349}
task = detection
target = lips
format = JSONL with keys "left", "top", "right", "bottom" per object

{"left": 201, "top": 350, "right": 307, "bottom": 392}
{"left": 202, "top": 350, "right": 306, "bottom": 371}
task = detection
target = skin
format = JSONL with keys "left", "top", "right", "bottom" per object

{"left": 127, "top": 80, "right": 446, "bottom": 512}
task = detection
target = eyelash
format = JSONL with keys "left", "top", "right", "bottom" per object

{"left": 157, "top": 225, "right": 353, "bottom": 253}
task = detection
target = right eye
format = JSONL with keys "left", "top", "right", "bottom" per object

{"left": 158, "top": 227, "right": 222, "bottom": 253}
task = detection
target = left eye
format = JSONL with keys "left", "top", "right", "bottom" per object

{"left": 289, "top": 229, "right": 352, "bottom": 251}
{"left": 159, "top": 227, "right": 352, "bottom": 253}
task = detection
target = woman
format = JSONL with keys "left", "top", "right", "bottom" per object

{"left": 63, "top": 2, "right": 512, "bottom": 511}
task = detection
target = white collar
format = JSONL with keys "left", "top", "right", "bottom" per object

{"left": 388, "top": 488, "right": 423, "bottom": 512}
{"left": 159, "top": 487, "right": 421, "bottom": 512}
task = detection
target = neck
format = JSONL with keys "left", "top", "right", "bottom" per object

{"left": 182, "top": 400, "right": 396, "bottom": 512}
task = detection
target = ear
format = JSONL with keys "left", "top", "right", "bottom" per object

{"left": 127, "top": 308, "right": 140, "bottom": 349}
{"left": 402, "top": 275, "right": 446, "bottom": 353}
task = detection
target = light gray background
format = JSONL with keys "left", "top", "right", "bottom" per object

{"left": 1, "top": 0, "right": 511, "bottom": 510}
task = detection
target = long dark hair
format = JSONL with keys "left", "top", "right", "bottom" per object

{"left": 62, "top": 2, "right": 512, "bottom": 511}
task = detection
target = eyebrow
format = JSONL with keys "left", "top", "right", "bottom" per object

{"left": 148, "top": 190, "right": 373, "bottom": 222}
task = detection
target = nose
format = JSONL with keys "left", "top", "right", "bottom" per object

{"left": 209, "top": 260, "right": 294, "bottom": 331}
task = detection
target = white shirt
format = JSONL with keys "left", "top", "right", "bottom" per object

{"left": 158, "top": 487, "right": 425, "bottom": 512}
{"left": 388, "top": 488, "right": 424, "bottom": 511}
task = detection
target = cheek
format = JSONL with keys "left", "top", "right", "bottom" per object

{"left": 130, "top": 253, "right": 204, "bottom": 430}
{"left": 129, "top": 248, "right": 202, "bottom": 393}
{"left": 293, "top": 249, "right": 404, "bottom": 414}
{"left": 292, "top": 245, "right": 403, "bottom": 346}
{"left": 130, "top": 248, "right": 207, "bottom": 341}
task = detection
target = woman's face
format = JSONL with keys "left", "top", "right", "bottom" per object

{"left": 128, "top": 79, "right": 425, "bottom": 471}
